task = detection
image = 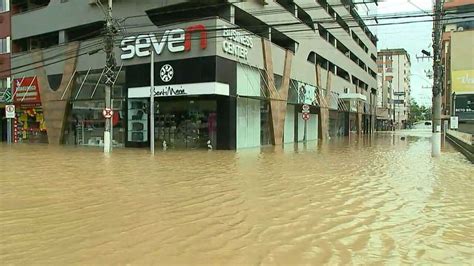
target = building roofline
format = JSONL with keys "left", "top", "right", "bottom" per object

{"left": 377, "top": 48, "right": 411, "bottom": 64}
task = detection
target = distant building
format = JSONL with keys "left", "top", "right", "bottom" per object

{"left": 441, "top": 0, "right": 474, "bottom": 133}
{"left": 376, "top": 49, "right": 411, "bottom": 130}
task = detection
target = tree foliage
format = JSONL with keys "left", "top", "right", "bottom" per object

{"left": 409, "top": 99, "right": 432, "bottom": 124}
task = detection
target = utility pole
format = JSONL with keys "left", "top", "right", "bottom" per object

{"left": 432, "top": 0, "right": 444, "bottom": 157}
{"left": 103, "top": 0, "right": 116, "bottom": 153}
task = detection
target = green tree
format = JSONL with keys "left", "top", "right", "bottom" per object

{"left": 409, "top": 99, "right": 432, "bottom": 124}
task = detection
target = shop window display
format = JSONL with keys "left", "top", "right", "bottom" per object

{"left": 64, "top": 69, "right": 126, "bottom": 146}
{"left": 64, "top": 100, "right": 125, "bottom": 146}
{"left": 154, "top": 100, "right": 217, "bottom": 149}
{"left": 260, "top": 101, "right": 272, "bottom": 146}
{"left": 16, "top": 107, "right": 48, "bottom": 143}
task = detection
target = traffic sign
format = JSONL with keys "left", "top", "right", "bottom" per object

{"left": 302, "top": 104, "right": 310, "bottom": 112}
{"left": 450, "top": 116, "right": 459, "bottom": 129}
{"left": 102, "top": 108, "right": 114, "bottom": 119}
{"left": 302, "top": 112, "right": 310, "bottom": 121}
{"left": 5, "top": 105, "right": 15, "bottom": 119}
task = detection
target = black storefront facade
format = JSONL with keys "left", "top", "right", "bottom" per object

{"left": 124, "top": 56, "right": 237, "bottom": 150}
{"left": 62, "top": 54, "right": 322, "bottom": 150}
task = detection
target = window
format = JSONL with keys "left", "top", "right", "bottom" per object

{"left": 0, "top": 78, "right": 7, "bottom": 90}
{"left": 0, "top": 78, "right": 11, "bottom": 103}
{"left": 0, "top": 38, "right": 8, "bottom": 54}
{"left": 0, "top": 0, "right": 8, "bottom": 12}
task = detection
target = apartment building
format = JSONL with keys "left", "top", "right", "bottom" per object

{"left": 441, "top": 0, "right": 474, "bottom": 133}
{"left": 376, "top": 65, "right": 393, "bottom": 131}
{"left": 377, "top": 49, "right": 411, "bottom": 130}
{"left": 0, "top": 0, "right": 11, "bottom": 142}
{"left": 7, "top": 0, "right": 378, "bottom": 149}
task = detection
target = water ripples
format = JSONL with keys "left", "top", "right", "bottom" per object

{"left": 0, "top": 130, "right": 473, "bottom": 265}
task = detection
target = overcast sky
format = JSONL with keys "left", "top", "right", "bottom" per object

{"left": 366, "top": 0, "right": 434, "bottom": 107}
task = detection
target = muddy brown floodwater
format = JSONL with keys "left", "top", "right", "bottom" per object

{"left": 0, "top": 129, "right": 473, "bottom": 265}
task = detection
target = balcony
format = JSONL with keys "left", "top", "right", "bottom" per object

{"left": 11, "top": 0, "right": 50, "bottom": 15}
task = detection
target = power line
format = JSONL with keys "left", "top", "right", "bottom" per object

{"left": 6, "top": 5, "right": 472, "bottom": 78}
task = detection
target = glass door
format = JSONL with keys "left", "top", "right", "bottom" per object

{"left": 155, "top": 100, "right": 216, "bottom": 149}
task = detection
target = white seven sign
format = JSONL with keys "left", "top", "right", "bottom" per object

{"left": 5, "top": 105, "right": 15, "bottom": 118}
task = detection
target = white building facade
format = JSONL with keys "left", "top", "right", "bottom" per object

{"left": 377, "top": 49, "right": 411, "bottom": 129}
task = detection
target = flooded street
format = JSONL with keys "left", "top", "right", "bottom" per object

{"left": 0, "top": 129, "right": 473, "bottom": 265}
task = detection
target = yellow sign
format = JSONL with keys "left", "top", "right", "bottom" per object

{"left": 452, "top": 70, "right": 474, "bottom": 93}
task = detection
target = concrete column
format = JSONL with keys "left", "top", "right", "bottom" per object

{"left": 261, "top": 38, "right": 293, "bottom": 146}
{"left": 31, "top": 42, "right": 79, "bottom": 145}
{"left": 317, "top": 63, "right": 330, "bottom": 141}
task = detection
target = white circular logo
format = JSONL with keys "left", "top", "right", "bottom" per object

{"left": 160, "top": 64, "right": 174, "bottom": 82}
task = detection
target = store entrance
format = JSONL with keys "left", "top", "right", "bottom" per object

{"left": 127, "top": 98, "right": 218, "bottom": 149}
{"left": 155, "top": 99, "right": 217, "bottom": 149}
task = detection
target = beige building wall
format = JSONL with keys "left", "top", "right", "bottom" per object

{"left": 451, "top": 30, "right": 474, "bottom": 72}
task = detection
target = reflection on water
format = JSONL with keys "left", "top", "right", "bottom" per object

{"left": 0, "top": 129, "right": 473, "bottom": 265}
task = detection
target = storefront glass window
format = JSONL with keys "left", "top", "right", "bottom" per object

{"left": 260, "top": 100, "right": 272, "bottom": 146}
{"left": 64, "top": 69, "right": 126, "bottom": 147}
{"left": 128, "top": 99, "right": 148, "bottom": 143}
{"left": 127, "top": 98, "right": 219, "bottom": 149}
{"left": 16, "top": 107, "right": 48, "bottom": 143}
{"left": 71, "top": 70, "right": 125, "bottom": 101}
{"left": 155, "top": 100, "right": 217, "bottom": 149}
{"left": 288, "top": 80, "right": 298, "bottom": 104}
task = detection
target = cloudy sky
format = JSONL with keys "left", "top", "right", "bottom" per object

{"left": 367, "top": 0, "right": 434, "bottom": 107}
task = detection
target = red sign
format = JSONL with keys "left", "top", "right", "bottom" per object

{"left": 302, "top": 112, "right": 310, "bottom": 121}
{"left": 102, "top": 108, "right": 114, "bottom": 119}
{"left": 13, "top": 77, "right": 41, "bottom": 104}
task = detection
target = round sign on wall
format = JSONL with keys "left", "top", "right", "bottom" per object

{"left": 160, "top": 64, "right": 174, "bottom": 82}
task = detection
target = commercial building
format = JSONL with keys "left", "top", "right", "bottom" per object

{"left": 376, "top": 49, "right": 411, "bottom": 130}
{"left": 0, "top": 0, "right": 11, "bottom": 142}
{"left": 441, "top": 0, "right": 474, "bottom": 134}
{"left": 8, "top": 0, "right": 378, "bottom": 149}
